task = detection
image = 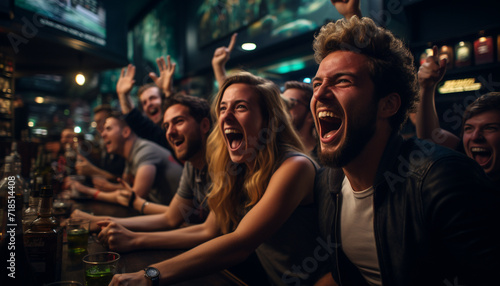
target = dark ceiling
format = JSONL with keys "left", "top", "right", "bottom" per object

{"left": 0, "top": 0, "right": 157, "bottom": 77}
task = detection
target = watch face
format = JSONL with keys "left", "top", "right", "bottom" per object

{"left": 146, "top": 267, "right": 160, "bottom": 277}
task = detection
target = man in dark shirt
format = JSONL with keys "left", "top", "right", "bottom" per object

{"left": 312, "top": 15, "right": 499, "bottom": 286}
{"left": 115, "top": 57, "right": 181, "bottom": 163}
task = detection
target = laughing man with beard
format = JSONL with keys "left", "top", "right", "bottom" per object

{"left": 116, "top": 57, "right": 182, "bottom": 164}
{"left": 312, "top": 15, "right": 499, "bottom": 286}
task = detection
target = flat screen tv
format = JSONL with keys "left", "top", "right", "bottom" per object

{"left": 15, "top": 0, "right": 106, "bottom": 46}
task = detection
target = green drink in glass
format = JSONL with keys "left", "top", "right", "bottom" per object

{"left": 85, "top": 265, "right": 116, "bottom": 286}
{"left": 66, "top": 218, "right": 91, "bottom": 255}
{"left": 67, "top": 228, "right": 90, "bottom": 254}
{"left": 82, "top": 252, "right": 120, "bottom": 286}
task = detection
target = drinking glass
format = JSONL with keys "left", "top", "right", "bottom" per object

{"left": 82, "top": 252, "right": 120, "bottom": 286}
{"left": 66, "top": 218, "right": 90, "bottom": 255}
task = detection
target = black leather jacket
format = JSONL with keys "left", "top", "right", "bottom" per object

{"left": 315, "top": 134, "right": 499, "bottom": 286}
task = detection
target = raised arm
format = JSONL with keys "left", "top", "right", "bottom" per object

{"left": 212, "top": 33, "right": 237, "bottom": 89}
{"left": 331, "top": 0, "right": 361, "bottom": 19}
{"left": 415, "top": 45, "right": 460, "bottom": 149}
{"left": 149, "top": 55, "right": 176, "bottom": 98}
{"left": 116, "top": 64, "right": 136, "bottom": 115}
{"left": 109, "top": 156, "right": 315, "bottom": 285}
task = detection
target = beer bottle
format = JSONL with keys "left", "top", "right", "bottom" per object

{"left": 0, "top": 155, "right": 37, "bottom": 285}
{"left": 22, "top": 187, "right": 40, "bottom": 232}
{"left": 24, "top": 185, "right": 63, "bottom": 284}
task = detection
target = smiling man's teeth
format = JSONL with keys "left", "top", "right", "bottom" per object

{"left": 317, "top": 110, "right": 342, "bottom": 139}
{"left": 149, "top": 108, "right": 159, "bottom": 115}
{"left": 471, "top": 147, "right": 488, "bottom": 153}
{"left": 318, "top": 111, "right": 335, "bottom": 118}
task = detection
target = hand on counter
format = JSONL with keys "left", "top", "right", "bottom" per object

{"left": 109, "top": 270, "right": 148, "bottom": 286}
{"left": 97, "top": 220, "right": 139, "bottom": 253}
{"left": 92, "top": 176, "right": 121, "bottom": 192}
{"left": 75, "top": 154, "right": 96, "bottom": 176}
{"left": 70, "top": 209, "right": 108, "bottom": 232}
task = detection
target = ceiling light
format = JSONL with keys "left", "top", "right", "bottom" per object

{"left": 76, "top": 73, "right": 85, "bottom": 85}
{"left": 241, "top": 43, "right": 256, "bottom": 51}
{"left": 35, "top": 97, "right": 44, "bottom": 104}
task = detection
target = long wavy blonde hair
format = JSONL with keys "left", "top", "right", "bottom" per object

{"left": 207, "top": 72, "right": 306, "bottom": 234}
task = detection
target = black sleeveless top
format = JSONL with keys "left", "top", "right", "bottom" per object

{"left": 253, "top": 152, "right": 329, "bottom": 285}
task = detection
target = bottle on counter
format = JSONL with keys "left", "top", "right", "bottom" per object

{"left": 0, "top": 155, "right": 38, "bottom": 285}
{"left": 9, "top": 141, "right": 21, "bottom": 167}
{"left": 64, "top": 142, "right": 77, "bottom": 176}
{"left": 24, "top": 185, "right": 63, "bottom": 284}
{"left": 22, "top": 187, "right": 40, "bottom": 232}
{"left": 10, "top": 149, "right": 29, "bottom": 208}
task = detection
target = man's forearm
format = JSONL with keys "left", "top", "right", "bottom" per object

{"left": 118, "top": 93, "right": 134, "bottom": 114}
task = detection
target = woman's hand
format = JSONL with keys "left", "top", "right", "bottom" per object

{"left": 70, "top": 209, "right": 106, "bottom": 232}
{"left": 97, "top": 221, "right": 139, "bottom": 252}
{"left": 109, "top": 270, "right": 149, "bottom": 286}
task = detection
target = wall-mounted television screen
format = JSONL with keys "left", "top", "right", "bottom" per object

{"left": 15, "top": 0, "right": 106, "bottom": 46}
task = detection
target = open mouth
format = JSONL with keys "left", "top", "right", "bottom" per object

{"left": 148, "top": 107, "right": 159, "bottom": 116}
{"left": 470, "top": 147, "right": 492, "bottom": 166}
{"left": 224, "top": 128, "right": 244, "bottom": 150}
{"left": 172, "top": 138, "right": 184, "bottom": 147}
{"left": 317, "top": 111, "right": 342, "bottom": 139}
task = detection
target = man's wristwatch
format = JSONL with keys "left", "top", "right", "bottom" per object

{"left": 144, "top": 266, "right": 160, "bottom": 286}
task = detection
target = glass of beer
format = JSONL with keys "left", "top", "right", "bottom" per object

{"left": 66, "top": 218, "right": 91, "bottom": 255}
{"left": 82, "top": 252, "right": 120, "bottom": 286}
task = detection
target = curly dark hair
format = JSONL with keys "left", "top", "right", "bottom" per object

{"left": 313, "top": 16, "right": 418, "bottom": 131}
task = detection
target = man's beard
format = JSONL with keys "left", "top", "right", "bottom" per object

{"left": 318, "top": 108, "right": 377, "bottom": 168}
{"left": 177, "top": 135, "right": 202, "bottom": 161}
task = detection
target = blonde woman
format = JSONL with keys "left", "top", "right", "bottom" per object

{"left": 108, "top": 72, "right": 329, "bottom": 285}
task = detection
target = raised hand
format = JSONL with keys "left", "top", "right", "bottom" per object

{"left": 116, "top": 64, "right": 136, "bottom": 97}
{"left": 97, "top": 220, "right": 138, "bottom": 252}
{"left": 331, "top": 0, "right": 361, "bottom": 19}
{"left": 212, "top": 33, "right": 237, "bottom": 88}
{"left": 149, "top": 55, "right": 176, "bottom": 97}
{"left": 212, "top": 33, "right": 237, "bottom": 68}
{"left": 418, "top": 46, "right": 447, "bottom": 91}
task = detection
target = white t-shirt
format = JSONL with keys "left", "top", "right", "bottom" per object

{"left": 340, "top": 177, "right": 382, "bottom": 286}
